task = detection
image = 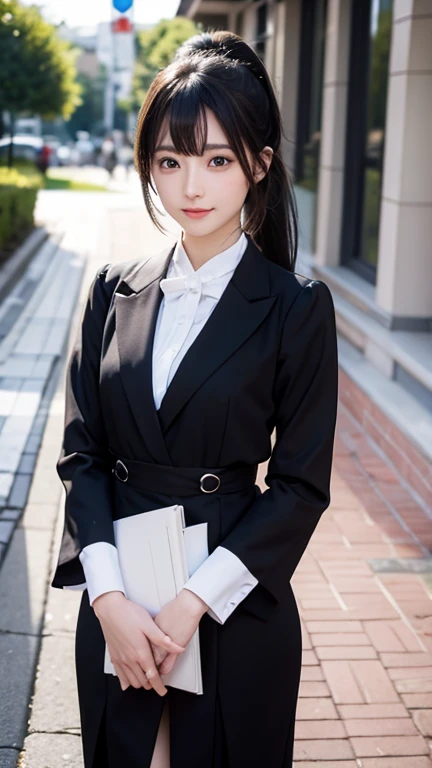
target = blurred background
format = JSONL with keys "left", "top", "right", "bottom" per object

{"left": 0, "top": 2, "right": 431, "bottom": 766}
{"left": 3, "top": 0, "right": 428, "bottom": 498}
{"left": 0, "top": 0, "right": 198, "bottom": 198}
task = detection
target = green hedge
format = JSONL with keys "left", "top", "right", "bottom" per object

{"left": 0, "top": 168, "right": 42, "bottom": 251}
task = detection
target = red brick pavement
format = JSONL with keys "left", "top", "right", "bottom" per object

{"left": 258, "top": 400, "right": 432, "bottom": 766}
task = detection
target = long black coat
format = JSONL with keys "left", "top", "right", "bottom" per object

{"left": 52, "top": 233, "right": 338, "bottom": 768}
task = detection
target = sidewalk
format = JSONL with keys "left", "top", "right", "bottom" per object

{"left": 0, "top": 188, "right": 431, "bottom": 767}
{"left": 290, "top": 404, "right": 432, "bottom": 766}
{"left": 0, "top": 181, "right": 176, "bottom": 768}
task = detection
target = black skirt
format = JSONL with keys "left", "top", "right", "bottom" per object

{"left": 75, "top": 582, "right": 302, "bottom": 768}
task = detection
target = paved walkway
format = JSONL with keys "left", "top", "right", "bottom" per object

{"left": 0, "top": 183, "right": 430, "bottom": 766}
{"left": 289, "top": 402, "right": 432, "bottom": 766}
{"left": 0, "top": 182, "right": 176, "bottom": 768}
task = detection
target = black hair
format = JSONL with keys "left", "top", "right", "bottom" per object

{"left": 134, "top": 30, "right": 298, "bottom": 271}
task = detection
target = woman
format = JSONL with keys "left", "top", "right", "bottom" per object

{"left": 52, "top": 30, "right": 338, "bottom": 768}
{"left": 101, "top": 135, "right": 118, "bottom": 177}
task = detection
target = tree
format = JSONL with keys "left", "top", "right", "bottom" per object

{"left": 0, "top": 0, "right": 81, "bottom": 166}
{"left": 65, "top": 65, "right": 107, "bottom": 138}
{"left": 132, "top": 17, "right": 200, "bottom": 111}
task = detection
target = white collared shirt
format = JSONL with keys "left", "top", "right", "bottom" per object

{"left": 153, "top": 230, "right": 246, "bottom": 410}
{"left": 68, "top": 231, "right": 258, "bottom": 624}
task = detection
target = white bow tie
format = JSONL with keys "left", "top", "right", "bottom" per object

{"left": 159, "top": 272, "right": 220, "bottom": 300}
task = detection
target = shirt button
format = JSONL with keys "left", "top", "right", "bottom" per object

{"left": 178, "top": 315, "right": 186, "bottom": 324}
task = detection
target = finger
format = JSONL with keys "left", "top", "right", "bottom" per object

{"left": 136, "top": 641, "right": 161, "bottom": 689}
{"left": 121, "top": 663, "right": 144, "bottom": 690}
{"left": 138, "top": 672, "right": 152, "bottom": 691}
{"left": 114, "top": 664, "right": 130, "bottom": 691}
{"left": 159, "top": 652, "right": 177, "bottom": 675}
{"left": 134, "top": 640, "right": 158, "bottom": 690}
{"left": 158, "top": 652, "right": 175, "bottom": 674}
{"left": 144, "top": 664, "right": 167, "bottom": 697}
{"left": 148, "top": 628, "right": 185, "bottom": 654}
{"left": 151, "top": 642, "right": 168, "bottom": 667}
{"left": 130, "top": 660, "right": 152, "bottom": 690}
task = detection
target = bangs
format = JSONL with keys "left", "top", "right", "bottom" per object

{"left": 144, "top": 73, "right": 253, "bottom": 173}
{"left": 157, "top": 87, "right": 210, "bottom": 157}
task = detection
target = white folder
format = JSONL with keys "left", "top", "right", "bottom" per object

{"left": 103, "top": 504, "right": 209, "bottom": 695}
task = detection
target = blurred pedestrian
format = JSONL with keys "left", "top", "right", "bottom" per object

{"left": 36, "top": 143, "right": 51, "bottom": 176}
{"left": 101, "top": 135, "right": 117, "bottom": 177}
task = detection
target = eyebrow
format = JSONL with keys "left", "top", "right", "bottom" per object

{"left": 154, "top": 143, "right": 233, "bottom": 153}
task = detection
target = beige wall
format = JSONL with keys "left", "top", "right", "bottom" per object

{"left": 314, "top": 0, "right": 352, "bottom": 267}
{"left": 241, "top": 3, "right": 257, "bottom": 44}
{"left": 375, "top": 0, "right": 432, "bottom": 325}
{"left": 278, "top": 0, "right": 302, "bottom": 173}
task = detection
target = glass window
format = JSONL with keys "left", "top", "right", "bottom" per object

{"left": 235, "top": 11, "right": 244, "bottom": 37}
{"left": 342, "top": 0, "right": 393, "bottom": 282}
{"left": 255, "top": 2, "right": 268, "bottom": 60}
{"left": 294, "top": 0, "right": 327, "bottom": 254}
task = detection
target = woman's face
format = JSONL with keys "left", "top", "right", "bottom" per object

{"left": 150, "top": 107, "right": 252, "bottom": 237}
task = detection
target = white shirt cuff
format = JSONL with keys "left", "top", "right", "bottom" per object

{"left": 183, "top": 546, "right": 258, "bottom": 624}
{"left": 64, "top": 583, "right": 87, "bottom": 591}
{"left": 78, "top": 542, "right": 126, "bottom": 606}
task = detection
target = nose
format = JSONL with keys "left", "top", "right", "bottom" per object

{"left": 183, "top": 165, "right": 204, "bottom": 200}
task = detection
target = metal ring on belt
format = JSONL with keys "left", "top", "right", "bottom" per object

{"left": 199, "top": 473, "right": 220, "bottom": 494}
{"left": 108, "top": 450, "right": 258, "bottom": 496}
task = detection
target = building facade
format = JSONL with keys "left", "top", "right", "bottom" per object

{"left": 177, "top": 0, "right": 432, "bottom": 509}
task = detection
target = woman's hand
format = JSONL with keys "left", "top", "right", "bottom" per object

{"left": 152, "top": 589, "right": 209, "bottom": 676}
{"left": 92, "top": 591, "right": 186, "bottom": 695}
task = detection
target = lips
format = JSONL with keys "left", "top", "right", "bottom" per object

{"left": 182, "top": 208, "right": 214, "bottom": 219}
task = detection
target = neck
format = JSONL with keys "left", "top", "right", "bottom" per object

{"left": 181, "top": 217, "right": 243, "bottom": 271}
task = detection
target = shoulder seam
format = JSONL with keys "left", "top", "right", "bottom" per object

{"left": 96, "top": 263, "right": 112, "bottom": 281}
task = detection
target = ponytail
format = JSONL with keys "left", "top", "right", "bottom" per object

{"left": 243, "top": 147, "right": 298, "bottom": 272}
{"left": 176, "top": 31, "right": 298, "bottom": 271}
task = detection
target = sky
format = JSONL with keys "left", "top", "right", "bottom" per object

{"left": 20, "top": 0, "right": 180, "bottom": 28}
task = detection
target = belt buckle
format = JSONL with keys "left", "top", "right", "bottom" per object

{"left": 200, "top": 473, "right": 220, "bottom": 494}
{"left": 114, "top": 459, "right": 128, "bottom": 482}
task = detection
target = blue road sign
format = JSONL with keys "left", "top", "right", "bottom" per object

{"left": 113, "top": 0, "right": 133, "bottom": 12}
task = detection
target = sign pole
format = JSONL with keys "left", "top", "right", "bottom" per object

{"left": 105, "top": 0, "right": 134, "bottom": 132}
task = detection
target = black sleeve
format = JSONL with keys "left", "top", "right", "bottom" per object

{"left": 51, "top": 264, "right": 116, "bottom": 588}
{"left": 220, "top": 279, "right": 339, "bottom": 620}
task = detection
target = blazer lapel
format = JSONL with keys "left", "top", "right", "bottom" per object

{"left": 157, "top": 235, "right": 276, "bottom": 434}
{"left": 114, "top": 245, "right": 175, "bottom": 465}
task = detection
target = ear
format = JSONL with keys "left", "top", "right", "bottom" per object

{"left": 253, "top": 146, "right": 273, "bottom": 183}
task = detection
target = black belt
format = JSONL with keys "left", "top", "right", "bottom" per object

{"left": 108, "top": 449, "right": 258, "bottom": 496}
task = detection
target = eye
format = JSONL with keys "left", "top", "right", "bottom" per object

{"left": 159, "top": 157, "right": 179, "bottom": 169}
{"left": 209, "top": 156, "right": 232, "bottom": 167}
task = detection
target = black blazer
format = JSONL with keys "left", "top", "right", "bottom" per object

{"left": 51, "top": 233, "right": 339, "bottom": 768}
{"left": 52, "top": 232, "right": 338, "bottom": 623}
